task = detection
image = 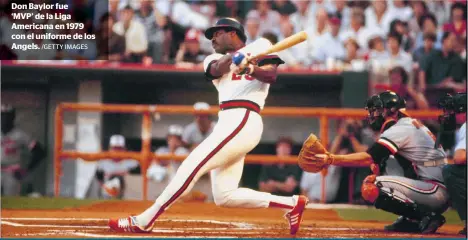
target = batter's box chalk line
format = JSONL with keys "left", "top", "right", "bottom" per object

{"left": 1, "top": 218, "right": 371, "bottom": 233}
{"left": 3, "top": 219, "right": 404, "bottom": 239}
{"left": 1, "top": 217, "right": 258, "bottom": 230}
{"left": 1, "top": 217, "right": 252, "bottom": 227}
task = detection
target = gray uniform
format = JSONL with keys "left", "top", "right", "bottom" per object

{"left": 375, "top": 117, "right": 449, "bottom": 211}
{"left": 182, "top": 122, "right": 215, "bottom": 146}
{"left": 1, "top": 128, "right": 34, "bottom": 196}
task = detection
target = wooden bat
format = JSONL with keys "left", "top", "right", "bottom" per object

{"left": 248, "top": 31, "right": 308, "bottom": 62}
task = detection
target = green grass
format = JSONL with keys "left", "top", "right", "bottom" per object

{"left": 336, "top": 208, "right": 464, "bottom": 225}
{"left": 1, "top": 196, "right": 108, "bottom": 209}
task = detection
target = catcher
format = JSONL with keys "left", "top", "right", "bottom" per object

{"left": 298, "top": 91, "right": 448, "bottom": 234}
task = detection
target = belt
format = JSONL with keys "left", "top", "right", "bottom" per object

{"left": 415, "top": 159, "right": 454, "bottom": 167}
{"left": 220, "top": 100, "right": 260, "bottom": 114}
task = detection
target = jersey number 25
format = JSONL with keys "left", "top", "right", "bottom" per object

{"left": 232, "top": 72, "right": 254, "bottom": 81}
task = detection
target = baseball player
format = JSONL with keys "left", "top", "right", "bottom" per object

{"left": 301, "top": 91, "right": 449, "bottom": 234}
{"left": 438, "top": 93, "right": 467, "bottom": 235}
{"left": 109, "top": 18, "right": 309, "bottom": 235}
{"left": 95, "top": 135, "right": 139, "bottom": 199}
{"left": 1, "top": 104, "right": 45, "bottom": 196}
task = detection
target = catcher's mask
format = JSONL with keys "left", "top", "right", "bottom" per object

{"left": 437, "top": 92, "right": 467, "bottom": 131}
{"left": 365, "top": 91, "right": 406, "bottom": 132}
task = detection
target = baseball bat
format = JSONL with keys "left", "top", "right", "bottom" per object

{"left": 249, "top": 31, "right": 308, "bottom": 62}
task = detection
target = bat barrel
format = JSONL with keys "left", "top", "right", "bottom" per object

{"left": 250, "top": 31, "right": 308, "bottom": 61}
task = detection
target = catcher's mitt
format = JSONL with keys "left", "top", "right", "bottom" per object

{"left": 298, "top": 133, "right": 330, "bottom": 173}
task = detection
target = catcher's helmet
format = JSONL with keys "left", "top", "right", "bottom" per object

{"left": 365, "top": 91, "right": 406, "bottom": 132}
{"left": 366, "top": 91, "right": 406, "bottom": 113}
{"left": 204, "top": 18, "right": 247, "bottom": 43}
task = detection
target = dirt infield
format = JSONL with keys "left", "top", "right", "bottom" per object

{"left": 1, "top": 201, "right": 464, "bottom": 238}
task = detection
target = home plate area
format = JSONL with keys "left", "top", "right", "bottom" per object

{"left": 0, "top": 201, "right": 462, "bottom": 238}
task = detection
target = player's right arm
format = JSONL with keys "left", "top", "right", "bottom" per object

{"left": 321, "top": 127, "right": 407, "bottom": 168}
{"left": 323, "top": 152, "right": 374, "bottom": 167}
{"left": 204, "top": 53, "right": 232, "bottom": 80}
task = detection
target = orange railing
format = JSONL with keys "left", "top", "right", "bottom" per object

{"left": 54, "top": 103, "right": 441, "bottom": 201}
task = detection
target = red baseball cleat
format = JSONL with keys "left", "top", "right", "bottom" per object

{"left": 108, "top": 216, "right": 152, "bottom": 233}
{"left": 284, "top": 195, "right": 309, "bottom": 235}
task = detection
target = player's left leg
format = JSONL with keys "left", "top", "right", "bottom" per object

{"left": 361, "top": 175, "right": 449, "bottom": 233}
{"left": 109, "top": 108, "right": 264, "bottom": 233}
{"left": 210, "top": 156, "right": 308, "bottom": 234}
{"left": 443, "top": 165, "right": 467, "bottom": 235}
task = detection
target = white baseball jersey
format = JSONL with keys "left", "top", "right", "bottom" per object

{"left": 454, "top": 122, "right": 466, "bottom": 152}
{"left": 377, "top": 117, "right": 446, "bottom": 182}
{"left": 203, "top": 38, "right": 283, "bottom": 109}
{"left": 1, "top": 128, "right": 34, "bottom": 166}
